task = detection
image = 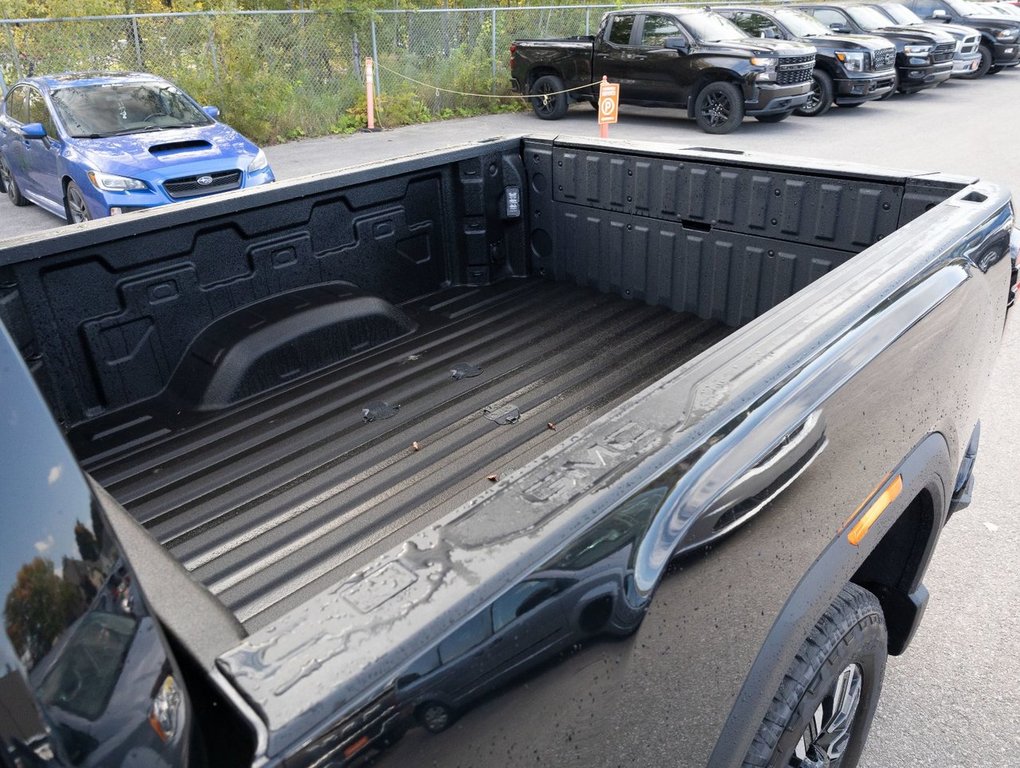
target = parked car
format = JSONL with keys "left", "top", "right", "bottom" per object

{"left": 904, "top": 0, "right": 1020, "bottom": 73}
{"left": 796, "top": 4, "right": 957, "bottom": 91}
{"left": 869, "top": 2, "right": 984, "bottom": 75}
{"left": 510, "top": 8, "right": 817, "bottom": 134}
{"left": 0, "top": 72, "right": 274, "bottom": 224}
{"left": 714, "top": 6, "right": 897, "bottom": 115}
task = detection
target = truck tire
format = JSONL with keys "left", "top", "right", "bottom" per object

{"left": 741, "top": 583, "right": 887, "bottom": 768}
{"left": 795, "top": 69, "right": 833, "bottom": 117}
{"left": 694, "top": 81, "right": 744, "bottom": 134}
{"left": 972, "top": 45, "right": 993, "bottom": 78}
{"left": 529, "top": 74, "right": 569, "bottom": 120}
{"left": 0, "top": 156, "right": 29, "bottom": 207}
{"left": 755, "top": 111, "right": 793, "bottom": 123}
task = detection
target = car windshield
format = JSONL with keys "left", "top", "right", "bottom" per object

{"left": 773, "top": 9, "right": 835, "bottom": 36}
{"left": 681, "top": 11, "right": 749, "bottom": 41}
{"left": 845, "top": 5, "right": 896, "bottom": 29}
{"left": 879, "top": 4, "right": 924, "bottom": 24}
{"left": 49, "top": 81, "right": 212, "bottom": 139}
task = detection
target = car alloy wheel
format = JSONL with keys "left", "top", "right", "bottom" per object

{"left": 65, "top": 181, "right": 91, "bottom": 224}
{"left": 1, "top": 156, "right": 28, "bottom": 206}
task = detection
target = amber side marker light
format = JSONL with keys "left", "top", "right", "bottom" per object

{"left": 343, "top": 735, "right": 371, "bottom": 759}
{"left": 848, "top": 475, "right": 903, "bottom": 546}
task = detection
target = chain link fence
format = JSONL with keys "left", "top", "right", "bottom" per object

{"left": 0, "top": 4, "right": 698, "bottom": 144}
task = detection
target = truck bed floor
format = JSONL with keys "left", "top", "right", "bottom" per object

{"left": 80, "top": 279, "right": 731, "bottom": 630}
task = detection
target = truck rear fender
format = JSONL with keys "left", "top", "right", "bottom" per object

{"left": 525, "top": 65, "right": 563, "bottom": 92}
{"left": 707, "top": 431, "right": 951, "bottom": 768}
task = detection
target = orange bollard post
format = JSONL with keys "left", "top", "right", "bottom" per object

{"left": 366, "top": 57, "right": 376, "bottom": 131}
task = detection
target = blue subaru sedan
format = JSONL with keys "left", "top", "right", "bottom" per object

{"left": 0, "top": 72, "right": 274, "bottom": 224}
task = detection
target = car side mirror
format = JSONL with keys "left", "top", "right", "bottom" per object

{"left": 203, "top": 106, "right": 220, "bottom": 119}
{"left": 664, "top": 36, "right": 690, "bottom": 53}
{"left": 20, "top": 122, "right": 47, "bottom": 140}
{"left": 931, "top": 9, "right": 948, "bottom": 18}
{"left": 829, "top": 22, "right": 853, "bottom": 33}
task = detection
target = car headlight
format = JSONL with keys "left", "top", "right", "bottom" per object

{"left": 835, "top": 51, "right": 866, "bottom": 72}
{"left": 750, "top": 56, "right": 778, "bottom": 81}
{"left": 996, "top": 28, "right": 1019, "bottom": 40}
{"left": 247, "top": 149, "right": 270, "bottom": 173}
{"left": 148, "top": 675, "right": 182, "bottom": 743}
{"left": 903, "top": 44, "right": 933, "bottom": 55}
{"left": 87, "top": 170, "right": 147, "bottom": 192}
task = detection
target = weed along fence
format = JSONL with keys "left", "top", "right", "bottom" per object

{"left": 0, "top": 4, "right": 697, "bottom": 145}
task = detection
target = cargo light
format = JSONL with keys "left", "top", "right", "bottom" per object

{"left": 848, "top": 475, "right": 903, "bottom": 546}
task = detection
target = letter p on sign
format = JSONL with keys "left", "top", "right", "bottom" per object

{"left": 598, "top": 77, "right": 618, "bottom": 137}
{"left": 598, "top": 79, "right": 619, "bottom": 125}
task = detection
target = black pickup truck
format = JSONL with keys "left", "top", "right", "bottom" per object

{"left": 0, "top": 135, "right": 1013, "bottom": 768}
{"left": 714, "top": 6, "right": 897, "bottom": 115}
{"left": 797, "top": 4, "right": 957, "bottom": 92}
{"left": 510, "top": 7, "right": 816, "bottom": 133}
{"left": 905, "top": 0, "right": 1020, "bottom": 73}
{"left": 869, "top": 2, "right": 984, "bottom": 76}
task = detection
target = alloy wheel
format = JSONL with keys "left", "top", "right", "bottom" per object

{"left": 804, "top": 79, "right": 823, "bottom": 114}
{"left": 65, "top": 182, "right": 91, "bottom": 223}
{"left": 700, "top": 89, "right": 733, "bottom": 129}
{"left": 534, "top": 82, "right": 556, "bottom": 117}
{"left": 791, "top": 663, "right": 863, "bottom": 767}
{"left": 1, "top": 159, "right": 13, "bottom": 202}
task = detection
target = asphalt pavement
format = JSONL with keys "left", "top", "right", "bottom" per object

{"left": 2, "top": 70, "right": 1018, "bottom": 765}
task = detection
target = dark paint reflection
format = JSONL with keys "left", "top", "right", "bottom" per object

{"left": 0, "top": 323, "right": 187, "bottom": 767}
{"left": 319, "top": 488, "right": 667, "bottom": 766}
{"left": 395, "top": 487, "right": 664, "bottom": 734}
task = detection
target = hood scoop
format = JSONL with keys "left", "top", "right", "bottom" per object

{"left": 148, "top": 140, "right": 213, "bottom": 156}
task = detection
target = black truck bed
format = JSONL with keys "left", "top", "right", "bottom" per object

{"left": 78, "top": 279, "right": 730, "bottom": 629}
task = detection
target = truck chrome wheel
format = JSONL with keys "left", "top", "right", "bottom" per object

{"left": 792, "top": 663, "right": 863, "bottom": 767}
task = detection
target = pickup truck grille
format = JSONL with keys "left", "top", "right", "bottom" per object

{"left": 776, "top": 55, "right": 814, "bottom": 85}
{"left": 164, "top": 170, "right": 242, "bottom": 200}
{"left": 960, "top": 36, "right": 979, "bottom": 55}
{"left": 872, "top": 48, "right": 895, "bottom": 71}
{"left": 933, "top": 42, "right": 956, "bottom": 63}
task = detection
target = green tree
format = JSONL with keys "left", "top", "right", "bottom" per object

{"left": 4, "top": 558, "right": 81, "bottom": 669}
{"left": 74, "top": 521, "right": 100, "bottom": 563}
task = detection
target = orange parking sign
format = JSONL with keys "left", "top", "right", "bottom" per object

{"left": 598, "top": 80, "right": 619, "bottom": 125}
